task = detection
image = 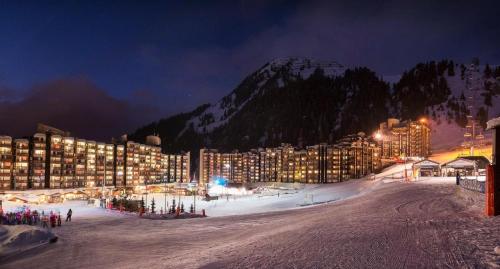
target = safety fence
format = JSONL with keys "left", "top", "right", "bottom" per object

{"left": 459, "top": 177, "right": 485, "bottom": 194}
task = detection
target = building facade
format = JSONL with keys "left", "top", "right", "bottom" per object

{"left": 13, "top": 139, "right": 30, "bottom": 190}
{"left": 29, "top": 133, "right": 46, "bottom": 189}
{"left": 0, "top": 126, "right": 190, "bottom": 191}
{"left": 377, "top": 118, "right": 431, "bottom": 159}
{"left": 0, "top": 136, "right": 13, "bottom": 190}
{"left": 199, "top": 133, "right": 383, "bottom": 185}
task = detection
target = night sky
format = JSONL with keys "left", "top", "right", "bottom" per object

{"left": 0, "top": 0, "right": 499, "bottom": 140}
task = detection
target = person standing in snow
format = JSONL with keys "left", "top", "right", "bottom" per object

{"left": 41, "top": 214, "right": 49, "bottom": 228}
{"left": 66, "top": 209, "right": 72, "bottom": 222}
{"left": 456, "top": 172, "right": 460, "bottom": 186}
{"left": 50, "top": 213, "right": 56, "bottom": 228}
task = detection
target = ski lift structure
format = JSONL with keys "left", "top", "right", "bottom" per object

{"left": 462, "top": 62, "right": 486, "bottom": 156}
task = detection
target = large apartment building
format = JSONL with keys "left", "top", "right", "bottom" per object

{"left": 199, "top": 133, "right": 383, "bottom": 185}
{"left": 377, "top": 118, "right": 431, "bottom": 159}
{"left": 0, "top": 125, "right": 190, "bottom": 191}
{"left": 0, "top": 136, "right": 13, "bottom": 190}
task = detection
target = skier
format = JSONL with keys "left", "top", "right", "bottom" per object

{"left": 66, "top": 209, "right": 72, "bottom": 222}
{"left": 456, "top": 172, "right": 460, "bottom": 186}
{"left": 57, "top": 214, "right": 62, "bottom": 226}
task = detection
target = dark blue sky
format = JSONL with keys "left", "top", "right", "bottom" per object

{"left": 0, "top": 0, "right": 499, "bottom": 139}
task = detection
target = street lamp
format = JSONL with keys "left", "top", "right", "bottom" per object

{"left": 102, "top": 154, "right": 106, "bottom": 208}
{"left": 224, "top": 163, "right": 231, "bottom": 197}
{"left": 164, "top": 172, "right": 169, "bottom": 214}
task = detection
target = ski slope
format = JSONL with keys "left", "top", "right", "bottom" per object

{"left": 1, "top": 167, "right": 498, "bottom": 268}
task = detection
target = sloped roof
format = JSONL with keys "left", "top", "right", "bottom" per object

{"left": 413, "top": 159, "right": 440, "bottom": 168}
{"left": 442, "top": 158, "right": 476, "bottom": 168}
{"left": 460, "top": 156, "right": 490, "bottom": 169}
{"left": 486, "top": 117, "right": 500, "bottom": 130}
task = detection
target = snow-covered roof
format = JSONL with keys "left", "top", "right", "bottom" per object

{"left": 486, "top": 117, "right": 500, "bottom": 130}
{"left": 441, "top": 158, "right": 476, "bottom": 168}
{"left": 412, "top": 159, "right": 440, "bottom": 168}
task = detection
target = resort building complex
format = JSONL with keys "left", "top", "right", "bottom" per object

{"left": 0, "top": 125, "right": 190, "bottom": 191}
{"left": 1, "top": 118, "right": 430, "bottom": 191}
{"left": 200, "top": 118, "right": 431, "bottom": 185}
{"left": 199, "top": 133, "right": 382, "bottom": 185}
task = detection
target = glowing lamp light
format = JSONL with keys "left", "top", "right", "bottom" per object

{"left": 212, "top": 176, "right": 228, "bottom": 187}
{"left": 374, "top": 132, "right": 383, "bottom": 140}
{"left": 419, "top": 118, "right": 427, "bottom": 124}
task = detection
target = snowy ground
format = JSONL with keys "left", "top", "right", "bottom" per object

{"left": 0, "top": 226, "right": 55, "bottom": 259}
{"left": 1, "top": 164, "right": 498, "bottom": 268}
{"left": 1, "top": 164, "right": 407, "bottom": 219}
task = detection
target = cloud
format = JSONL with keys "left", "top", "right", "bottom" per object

{"left": 0, "top": 77, "right": 157, "bottom": 141}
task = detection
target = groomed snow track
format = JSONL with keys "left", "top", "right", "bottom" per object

{"left": 1, "top": 180, "right": 499, "bottom": 268}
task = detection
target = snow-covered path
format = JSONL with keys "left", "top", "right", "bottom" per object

{"left": 1, "top": 177, "right": 499, "bottom": 268}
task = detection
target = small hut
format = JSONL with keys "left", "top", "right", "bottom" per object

{"left": 459, "top": 156, "right": 491, "bottom": 176}
{"left": 412, "top": 159, "right": 440, "bottom": 177}
{"left": 441, "top": 158, "right": 477, "bottom": 177}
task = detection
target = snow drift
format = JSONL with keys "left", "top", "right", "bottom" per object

{"left": 0, "top": 226, "right": 56, "bottom": 259}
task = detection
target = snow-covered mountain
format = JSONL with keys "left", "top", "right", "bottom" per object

{"left": 129, "top": 58, "right": 500, "bottom": 159}
{"left": 392, "top": 60, "right": 500, "bottom": 151}
{"left": 179, "top": 58, "right": 345, "bottom": 135}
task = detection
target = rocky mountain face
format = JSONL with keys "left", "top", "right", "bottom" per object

{"left": 128, "top": 58, "right": 500, "bottom": 158}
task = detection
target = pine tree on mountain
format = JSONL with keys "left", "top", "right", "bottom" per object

{"left": 472, "top": 57, "right": 480, "bottom": 66}
{"left": 494, "top": 67, "right": 500, "bottom": 78}
{"left": 447, "top": 62, "right": 455, "bottom": 76}
{"left": 484, "top": 64, "right": 492, "bottom": 78}
{"left": 477, "top": 107, "right": 488, "bottom": 128}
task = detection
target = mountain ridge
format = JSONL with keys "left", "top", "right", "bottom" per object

{"left": 128, "top": 58, "right": 500, "bottom": 158}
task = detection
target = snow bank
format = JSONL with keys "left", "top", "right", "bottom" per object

{"left": 0, "top": 226, "right": 56, "bottom": 258}
{"left": 142, "top": 166, "right": 410, "bottom": 218}
{"left": 0, "top": 165, "right": 412, "bottom": 222}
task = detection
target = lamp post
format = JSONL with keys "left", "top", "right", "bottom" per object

{"left": 145, "top": 179, "right": 148, "bottom": 212}
{"left": 164, "top": 173, "right": 169, "bottom": 214}
{"left": 102, "top": 154, "right": 106, "bottom": 208}
{"left": 192, "top": 173, "right": 196, "bottom": 214}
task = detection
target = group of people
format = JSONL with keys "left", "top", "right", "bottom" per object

{"left": 0, "top": 207, "right": 73, "bottom": 229}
